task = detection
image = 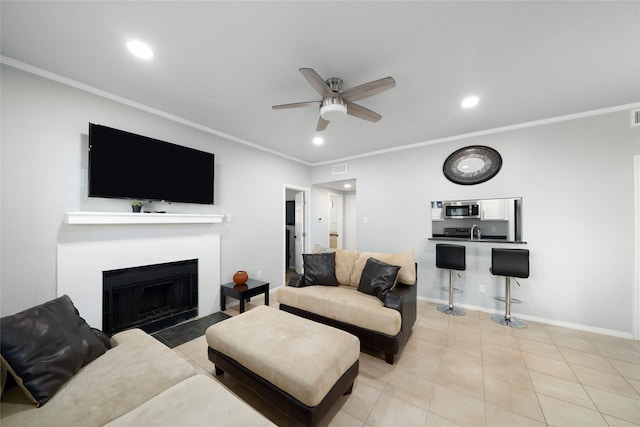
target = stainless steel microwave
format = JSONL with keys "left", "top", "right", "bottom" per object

{"left": 443, "top": 202, "right": 480, "bottom": 219}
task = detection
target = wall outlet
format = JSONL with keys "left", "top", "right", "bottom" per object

{"left": 226, "top": 213, "right": 232, "bottom": 222}
{"left": 257, "top": 270, "right": 262, "bottom": 279}
{"left": 479, "top": 284, "right": 486, "bottom": 293}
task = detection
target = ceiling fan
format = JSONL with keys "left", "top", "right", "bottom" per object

{"left": 272, "top": 68, "right": 395, "bottom": 131}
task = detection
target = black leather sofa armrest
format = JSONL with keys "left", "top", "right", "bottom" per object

{"left": 384, "top": 263, "right": 418, "bottom": 331}
{"left": 384, "top": 282, "right": 418, "bottom": 331}
{"left": 288, "top": 274, "right": 305, "bottom": 287}
{"left": 384, "top": 283, "right": 413, "bottom": 312}
{"left": 384, "top": 263, "right": 417, "bottom": 311}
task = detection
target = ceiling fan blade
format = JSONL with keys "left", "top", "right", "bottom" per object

{"left": 346, "top": 102, "right": 382, "bottom": 122}
{"left": 341, "top": 76, "right": 396, "bottom": 103}
{"left": 272, "top": 101, "right": 321, "bottom": 110}
{"left": 316, "top": 117, "right": 330, "bottom": 131}
{"left": 299, "top": 68, "right": 333, "bottom": 97}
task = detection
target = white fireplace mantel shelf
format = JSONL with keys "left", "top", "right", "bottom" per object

{"left": 66, "top": 211, "right": 224, "bottom": 225}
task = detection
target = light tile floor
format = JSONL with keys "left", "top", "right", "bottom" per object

{"left": 173, "top": 296, "right": 640, "bottom": 427}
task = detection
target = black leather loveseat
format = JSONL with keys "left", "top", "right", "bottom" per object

{"left": 277, "top": 249, "right": 417, "bottom": 364}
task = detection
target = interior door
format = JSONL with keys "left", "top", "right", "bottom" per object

{"left": 329, "top": 193, "right": 343, "bottom": 249}
{"left": 294, "top": 191, "right": 305, "bottom": 274}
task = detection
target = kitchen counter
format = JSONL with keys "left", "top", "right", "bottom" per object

{"left": 429, "top": 236, "right": 527, "bottom": 244}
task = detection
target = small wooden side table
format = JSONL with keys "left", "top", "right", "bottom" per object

{"left": 220, "top": 278, "right": 270, "bottom": 313}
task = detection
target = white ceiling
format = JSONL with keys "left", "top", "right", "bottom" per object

{"left": 2, "top": 1, "right": 639, "bottom": 165}
{"left": 316, "top": 179, "right": 357, "bottom": 193}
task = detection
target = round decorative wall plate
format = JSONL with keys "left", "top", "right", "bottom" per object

{"left": 443, "top": 145, "right": 502, "bottom": 185}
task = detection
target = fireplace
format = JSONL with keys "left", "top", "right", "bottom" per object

{"left": 102, "top": 259, "right": 198, "bottom": 336}
{"left": 58, "top": 234, "right": 220, "bottom": 330}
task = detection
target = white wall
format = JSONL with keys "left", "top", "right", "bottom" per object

{"left": 3, "top": 63, "right": 639, "bottom": 336}
{"left": 0, "top": 64, "right": 310, "bottom": 317}
{"left": 311, "top": 110, "right": 640, "bottom": 336}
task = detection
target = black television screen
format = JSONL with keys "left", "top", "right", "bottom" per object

{"left": 88, "top": 123, "right": 214, "bottom": 205}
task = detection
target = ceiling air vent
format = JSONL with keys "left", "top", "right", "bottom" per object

{"left": 332, "top": 163, "right": 347, "bottom": 175}
{"left": 632, "top": 109, "right": 640, "bottom": 127}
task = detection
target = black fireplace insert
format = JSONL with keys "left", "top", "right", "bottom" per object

{"left": 102, "top": 259, "right": 198, "bottom": 336}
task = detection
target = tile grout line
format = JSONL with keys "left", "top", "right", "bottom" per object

{"left": 515, "top": 330, "right": 552, "bottom": 427}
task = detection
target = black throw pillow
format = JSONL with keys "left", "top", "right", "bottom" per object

{"left": 0, "top": 295, "right": 110, "bottom": 406}
{"left": 358, "top": 257, "right": 401, "bottom": 301}
{"left": 303, "top": 252, "right": 338, "bottom": 286}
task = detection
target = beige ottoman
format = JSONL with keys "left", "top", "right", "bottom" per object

{"left": 206, "top": 305, "right": 360, "bottom": 427}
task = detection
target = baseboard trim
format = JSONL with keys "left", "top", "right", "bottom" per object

{"left": 419, "top": 296, "right": 635, "bottom": 340}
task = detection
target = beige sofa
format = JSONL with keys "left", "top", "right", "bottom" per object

{"left": 277, "top": 248, "right": 417, "bottom": 364}
{"left": 1, "top": 328, "right": 274, "bottom": 426}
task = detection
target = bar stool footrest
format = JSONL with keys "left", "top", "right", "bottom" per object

{"left": 440, "top": 287, "right": 463, "bottom": 294}
{"left": 493, "top": 296, "right": 522, "bottom": 304}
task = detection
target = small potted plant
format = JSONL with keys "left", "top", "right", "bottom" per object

{"left": 130, "top": 201, "right": 144, "bottom": 213}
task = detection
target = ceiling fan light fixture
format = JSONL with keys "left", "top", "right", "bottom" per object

{"left": 320, "top": 103, "right": 347, "bottom": 121}
{"left": 272, "top": 68, "right": 395, "bottom": 131}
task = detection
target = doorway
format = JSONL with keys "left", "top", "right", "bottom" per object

{"left": 284, "top": 185, "right": 310, "bottom": 285}
{"left": 314, "top": 179, "right": 356, "bottom": 251}
{"left": 345, "top": 195, "right": 357, "bottom": 250}
{"left": 328, "top": 192, "right": 343, "bottom": 249}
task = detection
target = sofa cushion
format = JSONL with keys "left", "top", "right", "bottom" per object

{"left": 351, "top": 249, "right": 416, "bottom": 286}
{"left": 334, "top": 249, "right": 360, "bottom": 285}
{"left": 1, "top": 364, "right": 6, "bottom": 398}
{"left": 0, "top": 295, "right": 109, "bottom": 406}
{"left": 357, "top": 257, "right": 401, "bottom": 301}
{"left": 277, "top": 285, "right": 402, "bottom": 336}
{"left": 303, "top": 252, "right": 337, "bottom": 286}
{"left": 105, "top": 375, "right": 275, "bottom": 426}
{"left": 0, "top": 328, "right": 196, "bottom": 426}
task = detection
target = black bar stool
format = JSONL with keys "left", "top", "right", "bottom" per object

{"left": 491, "top": 248, "right": 529, "bottom": 328}
{"left": 436, "top": 244, "right": 466, "bottom": 316}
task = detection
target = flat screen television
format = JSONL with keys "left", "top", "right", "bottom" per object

{"left": 88, "top": 123, "right": 214, "bottom": 205}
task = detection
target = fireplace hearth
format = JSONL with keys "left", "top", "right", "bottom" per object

{"left": 102, "top": 259, "right": 198, "bottom": 336}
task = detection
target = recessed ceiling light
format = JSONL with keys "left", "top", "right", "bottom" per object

{"left": 126, "top": 40, "right": 154, "bottom": 59}
{"left": 312, "top": 136, "right": 324, "bottom": 145}
{"left": 461, "top": 96, "right": 479, "bottom": 109}
{"left": 343, "top": 184, "right": 352, "bottom": 189}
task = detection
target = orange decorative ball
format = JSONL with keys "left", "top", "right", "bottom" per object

{"left": 233, "top": 270, "right": 248, "bottom": 285}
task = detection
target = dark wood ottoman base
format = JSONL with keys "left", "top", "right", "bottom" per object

{"left": 208, "top": 347, "right": 358, "bottom": 427}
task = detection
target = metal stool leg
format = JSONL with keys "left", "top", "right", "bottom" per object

{"left": 437, "top": 269, "right": 465, "bottom": 316}
{"left": 491, "top": 277, "right": 526, "bottom": 328}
